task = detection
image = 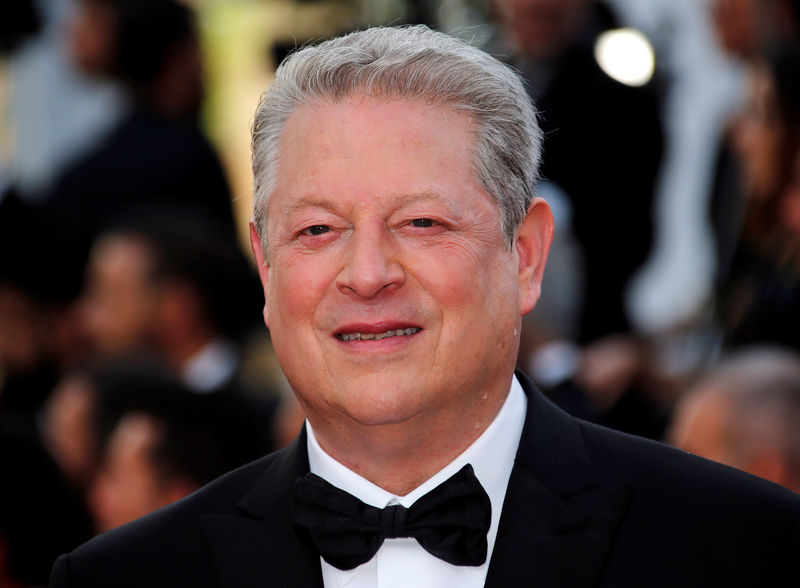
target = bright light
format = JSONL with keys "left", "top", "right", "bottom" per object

{"left": 594, "top": 28, "right": 655, "bottom": 87}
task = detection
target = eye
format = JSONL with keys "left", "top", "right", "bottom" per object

{"left": 303, "top": 225, "right": 331, "bottom": 236}
{"left": 410, "top": 218, "right": 435, "bottom": 228}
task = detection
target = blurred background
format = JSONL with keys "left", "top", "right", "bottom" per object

{"left": 2, "top": 0, "right": 800, "bottom": 585}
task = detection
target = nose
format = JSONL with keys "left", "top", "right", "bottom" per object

{"left": 336, "top": 223, "right": 405, "bottom": 299}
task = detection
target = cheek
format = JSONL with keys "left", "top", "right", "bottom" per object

{"left": 267, "top": 253, "right": 336, "bottom": 338}
{"left": 420, "top": 245, "right": 518, "bottom": 330}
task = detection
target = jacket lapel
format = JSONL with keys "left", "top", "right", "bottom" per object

{"left": 485, "top": 374, "right": 631, "bottom": 588}
{"left": 201, "top": 430, "right": 324, "bottom": 588}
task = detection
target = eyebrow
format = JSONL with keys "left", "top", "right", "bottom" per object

{"left": 285, "top": 191, "right": 447, "bottom": 215}
{"left": 285, "top": 198, "right": 338, "bottom": 215}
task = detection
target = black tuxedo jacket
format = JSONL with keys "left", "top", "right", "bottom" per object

{"left": 50, "top": 374, "right": 800, "bottom": 587}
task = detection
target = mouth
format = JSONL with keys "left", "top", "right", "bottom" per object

{"left": 335, "top": 327, "right": 421, "bottom": 342}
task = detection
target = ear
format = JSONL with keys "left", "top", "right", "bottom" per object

{"left": 249, "top": 220, "right": 271, "bottom": 328}
{"left": 516, "top": 197, "right": 554, "bottom": 316}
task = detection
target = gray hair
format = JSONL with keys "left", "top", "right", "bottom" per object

{"left": 251, "top": 25, "right": 542, "bottom": 253}
{"left": 693, "top": 347, "right": 800, "bottom": 478}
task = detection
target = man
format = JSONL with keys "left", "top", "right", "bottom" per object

{"left": 50, "top": 25, "right": 799, "bottom": 587}
{"left": 669, "top": 346, "right": 800, "bottom": 494}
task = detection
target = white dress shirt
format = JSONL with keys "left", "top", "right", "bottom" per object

{"left": 306, "top": 375, "right": 527, "bottom": 588}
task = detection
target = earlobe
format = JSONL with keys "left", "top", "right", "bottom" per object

{"left": 516, "top": 197, "right": 554, "bottom": 315}
{"left": 249, "top": 220, "right": 271, "bottom": 327}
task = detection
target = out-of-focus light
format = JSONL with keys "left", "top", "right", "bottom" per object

{"left": 594, "top": 28, "right": 655, "bottom": 87}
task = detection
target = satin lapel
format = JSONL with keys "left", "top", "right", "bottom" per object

{"left": 485, "top": 374, "right": 631, "bottom": 588}
{"left": 201, "top": 429, "right": 324, "bottom": 588}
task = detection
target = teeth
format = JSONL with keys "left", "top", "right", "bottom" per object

{"left": 338, "top": 328, "right": 420, "bottom": 341}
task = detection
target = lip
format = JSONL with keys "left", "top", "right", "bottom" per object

{"left": 333, "top": 321, "right": 423, "bottom": 346}
{"left": 335, "top": 321, "right": 421, "bottom": 335}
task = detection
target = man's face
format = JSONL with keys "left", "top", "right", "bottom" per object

{"left": 252, "top": 96, "right": 550, "bottom": 435}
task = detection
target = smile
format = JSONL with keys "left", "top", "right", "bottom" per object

{"left": 336, "top": 328, "right": 420, "bottom": 341}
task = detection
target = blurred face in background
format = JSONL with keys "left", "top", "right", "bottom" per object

{"left": 779, "top": 153, "right": 800, "bottom": 238}
{"left": 89, "top": 414, "right": 171, "bottom": 532}
{"left": 494, "top": 0, "right": 587, "bottom": 59}
{"left": 42, "top": 374, "right": 98, "bottom": 488}
{"left": 733, "top": 63, "right": 784, "bottom": 202}
{"left": 69, "top": 0, "right": 116, "bottom": 76}
{"left": 712, "top": 0, "right": 763, "bottom": 58}
{"left": 81, "top": 234, "right": 160, "bottom": 356}
{"left": 669, "top": 388, "right": 739, "bottom": 467}
{"left": 0, "top": 285, "right": 43, "bottom": 373}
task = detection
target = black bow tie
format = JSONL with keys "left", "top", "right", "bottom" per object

{"left": 293, "top": 463, "right": 491, "bottom": 571}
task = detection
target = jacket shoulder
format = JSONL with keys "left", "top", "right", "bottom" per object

{"left": 576, "top": 419, "right": 800, "bottom": 585}
{"left": 579, "top": 417, "right": 799, "bottom": 506}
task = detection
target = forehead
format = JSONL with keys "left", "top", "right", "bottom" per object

{"left": 275, "top": 97, "right": 479, "bottom": 195}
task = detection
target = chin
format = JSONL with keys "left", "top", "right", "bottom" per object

{"left": 331, "top": 382, "right": 430, "bottom": 427}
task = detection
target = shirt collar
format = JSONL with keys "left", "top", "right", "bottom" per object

{"left": 306, "top": 374, "right": 527, "bottom": 560}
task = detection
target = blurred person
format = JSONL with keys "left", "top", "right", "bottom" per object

{"left": 43, "top": 354, "right": 199, "bottom": 491}
{"left": 43, "top": 353, "right": 274, "bottom": 497}
{"left": 491, "top": 0, "right": 667, "bottom": 434}
{"left": 708, "top": 0, "right": 800, "bottom": 290}
{"left": 89, "top": 412, "right": 187, "bottom": 533}
{"left": 0, "top": 188, "right": 86, "bottom": 441}
{"left": 779, "top": 137, "right": 800, "bottom": 238}
{"left": 2, "top": 0, "right": 124, "bottom": 200}
{"left": 41, "top": 0, "right": 236, "bottom": 264}
{"left": 81, "top": 212, "right": 280, "bottom": 421}
{"left": 491, "top": 0, "right": 665, "bottom": 344}
{"left": 716, "top": 42, "right": 800, "bottom": 349}
{"left": 51, "top": 26, "right": 799, "bottom": 588}
{"left": 669, "top": 346, "right": 800, "bottom": 493}
{"left": 732, "top": 44, "right": 800, "bottom": 209}
{"left": 41, "top": 354, "right": 271, "bottom": 535}
{"left": 89, "top": 394, "right": 257, "bottom": 533}
{"left": 44, "top": 369, "right": 99, "bottom": 490}
{"left": 0, "top": 425, "right": 92, "bottom": 588}
{"left": 78, "top": 216, "right": 279, "bottom": 453}
{"left": 81, "top": 214, "right": 267, "bottom": 393}
{"left": 712, "top": 0, "right": 800, "bottom": 59}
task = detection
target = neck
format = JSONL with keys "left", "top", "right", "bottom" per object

{"left": 308, "top": 380, "right": 511, "bottom": 495}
